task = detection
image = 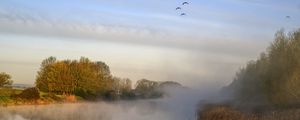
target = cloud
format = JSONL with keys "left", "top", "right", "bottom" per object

{"left": 0, "top": 60, "right": 38, "bottom": 66}
{"left": 0, "top": 0, "right": 275, "bottom": 87}
{"left": 0, "top": 7, "right": 267, "bottom": 59}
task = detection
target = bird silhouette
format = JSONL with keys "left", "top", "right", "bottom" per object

{"left": 180, "top": 13, "right": 186, "bottom": 16}
{"left": 182, "top": 2, "right": 189, "bottom": 5}
{"left": 286, "top": 16, "right": 291, "bottom": 19}
{"left": 176, "top": 7, "right": 181, "bottom": 10}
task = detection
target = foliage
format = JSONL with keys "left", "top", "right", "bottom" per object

{"left": 0, "top": 88, "right": 22, "bottom": 104}
{"left": 0, "top": 72, "right": 13, "bottom": 87}
{"left": 134, "top": 79, "right": 161, "bottom": 98}
{"left": 109, "top": 77, "right": 133, "bottom": 99}
{"left": 159, "top": 81, "right": 182, "bottom": 89}
{"left": 227, "top": 29, "right": 300, "bottom": 107}
{"left": 134, "top": 79, "right": 182, "bottom": 98}
{"left": 35, "top": 57, "right": 112, "bottom": 98}
{"left": 35, "top": 56, "right": 182, "bottom": 100}
{"left": 13, "top": 87, "right": 40, "bottom": 100}
{"left": 0, "top": 88, "right": 22, "bottom": 97}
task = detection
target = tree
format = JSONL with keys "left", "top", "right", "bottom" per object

{"left": 0, "top": 72, "right": 13, "bottom": 87}
{"left": 36, "top": 56, "right": 57, "bottom": 92}
{"left": 135, "top": 79, "right": 161, "bottom": 98}
{"left": 226, "top": 29, "right": 300, "bottom": 107}
{"left": 36, "top": 57, "right": 113, "bottom": 99}
{"left": 109, "top": 77, "right": 133, "bottom": 99}
{"left": 159, "top": 81, "right": 182, "bottom": 88}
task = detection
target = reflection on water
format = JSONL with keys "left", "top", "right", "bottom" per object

{"left": 0, "top": 87, "right": 211, "bottom": 120}
{"left": 0, "top": 99, "right": 196, "bottom": 120}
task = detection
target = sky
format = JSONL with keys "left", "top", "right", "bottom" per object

{"left": 0, "top": 0, "right": 299, "bottom": 88}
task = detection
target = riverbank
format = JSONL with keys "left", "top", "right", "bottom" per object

{"left": 1, "top": 89, "right": 82, "bottom": 107}
{"left": 197, "top": 104, "right": 300, "bottom": 120}
{"left": 0, "top": 99, "right": 196, "bottom": 120}
{"left": 0, "top": 97, "right": 78, "bottom": 107}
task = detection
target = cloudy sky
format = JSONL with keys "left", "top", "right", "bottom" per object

{"left": 0, "top": 0, "right": 299, "bottom": 88}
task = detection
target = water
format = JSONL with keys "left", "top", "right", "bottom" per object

{"left": 0, "top": 87, "right": 219, "bottom": 120}
{"left": 0, "top": 99, "right": 197, "bottom": 120}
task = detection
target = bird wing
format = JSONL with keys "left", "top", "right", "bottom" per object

{"left": 182, "top": 2, "right": 189, "bottom": 5}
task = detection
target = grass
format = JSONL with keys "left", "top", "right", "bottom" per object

{"left": 198, "top": 105, "right": 300, "bottom": 120}
{"left": 0, "top": 88, "right": 85, "bottom": 107}
{"left": 198, "top": 105, "right": 246, "bottom": 120}
{"left": 0, "top": 88, "right": 23, "bottom": 96}
{"left": 1, "top": 88, "right": 84, "bottom": 106}
{"left": 0, "top": 88, "right": 23, "bottom": 105}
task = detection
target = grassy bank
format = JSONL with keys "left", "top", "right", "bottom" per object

{"left": 0, "top": 88, "right": 83, "bottom": 106}
{"left": 198, "top": 105, "right": 300, "bottom": 120}
{"left": 0, "top": 88, "right": 22, "bottom": 105}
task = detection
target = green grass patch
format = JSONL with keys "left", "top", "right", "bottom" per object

{"left": 0, "top": 88, "right": 23, "bottom": 105}
{"left": 0, "top": 88, "right": 23, "bottom": 97}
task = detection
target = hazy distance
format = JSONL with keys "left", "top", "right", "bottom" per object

{"left": 0, "top": 0, "right": 299, "bottom": 88}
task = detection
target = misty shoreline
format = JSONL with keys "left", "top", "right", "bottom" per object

{"left": 0, "top": 99, "right": 199, "bottom": 120}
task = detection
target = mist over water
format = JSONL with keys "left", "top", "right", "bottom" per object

{"left": 0, "top": 87, "right": 221, "bottom": 120}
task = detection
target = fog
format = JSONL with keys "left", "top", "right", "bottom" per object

{"left": 0, "top": 87, "right": 223, "bottom": 120}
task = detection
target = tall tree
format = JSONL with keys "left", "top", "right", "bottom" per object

{"left": 36, "top": 56, "right": 57, "bottom": 92}
{"left": 227, "top": 29, "right": 300, "bottom": 107}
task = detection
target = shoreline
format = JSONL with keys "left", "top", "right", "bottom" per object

{"left": 197, "top": 104, "right": 300, "bottom": 120}
{"left": 0, "top": 97, "right": 83, "bottom": 107}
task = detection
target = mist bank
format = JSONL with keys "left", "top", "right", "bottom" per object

{"left": 224, "top": 29, "right": 300, "bottom": 108}
{"left": 0, "top": 85, "right": 221, "bottom": 120}
{"left": 1, "top": 101, "right": 175, "bottom": 120}
{"left": 197, "top": 29, "right": 300, "bottom": 119}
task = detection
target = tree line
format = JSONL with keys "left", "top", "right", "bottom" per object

{"left": 226, "top": 29, "right": 300, "bottom": 108}
{"left": 35, "top": 56, "right": 181, "bottom": 100}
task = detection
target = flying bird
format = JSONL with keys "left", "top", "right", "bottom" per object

{"left": 182, "top": 2, "right": 189, "bottom": 5}
{"left": 180, "top": 13, "right": 186, "bottom": 16}
{"left": 286, "top": 16, "right": 291, "bottom": 19}
{"left": 176, "top": 7, "right": 181, "bottom": 10}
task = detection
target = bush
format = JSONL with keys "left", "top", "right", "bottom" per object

{"left": 74, "top": 88, "right": 97, "bottom": 100}
{"left": 14, "top": 87, "right": 40, "bottom": 100}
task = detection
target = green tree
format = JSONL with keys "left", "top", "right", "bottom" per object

{"left": 36, "top": 56, "right": 57, "bottom": 92}
{"left": 0, "top": 72, "right": 13, "bottom": 87}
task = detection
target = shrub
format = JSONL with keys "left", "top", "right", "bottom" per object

{"left": 15, "top": 87, "right": 40, "bottom": 100}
